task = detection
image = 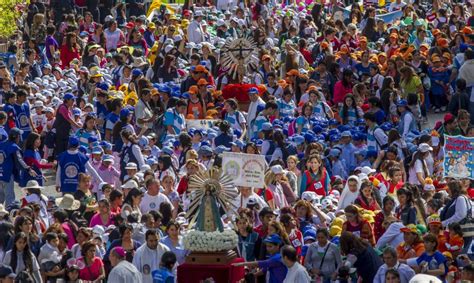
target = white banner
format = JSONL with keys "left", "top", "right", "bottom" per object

{"left": 222, "top": 152, "right": 267, "bottom": 188}
{"left": 186, "top": 119, "right": 218, "bottom": 130}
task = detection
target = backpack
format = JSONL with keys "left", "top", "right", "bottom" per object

{"left": 153, "top": 113, "right": 167, "bottom": 145}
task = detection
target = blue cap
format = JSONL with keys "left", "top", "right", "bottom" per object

{"left": 262, "top": 122, "right": 273, "bottom": 131}
{"left": 329, "top": 119, "right": 339, "bottom": 126}
{"left": 292, "top": 135, "right": 305, "bottom": 145}
{"left": 159, "top": 85, "right": 172, "bottom": 94}
{"left": 88, "top": 136, "right": 98, "bottom": 143}
{"left": 63, "top": 93, "right": 76, "bottom": 101}
{"left": 120, "top": 108, "right": 131, "bottom": 118}
{"left": 78, "top": 145, "right": 88, "bottom": 154}
{"left": 303, "top": 229, "right": 317, "bottom": 241}
{"left": 146, "top": 157, "right": 158, "bottom": 166}
{"left": 366, "top": 150, "right": 378, "bottom": 158}
{"left": 96, "top": 82, "right": 109, "bottom": 91}
{"left": 100, "top": 141, "right": 112, "bottom": 151}
{"left": 139, "top": 136, "right": 149, "bottom": 147}
{"left": 132, "top": 68, "right": 143, "bottom": 76}
{"left": 381, "top": 122, "right": 393, "bottom": 132}
{"left": 91, "top": 147, "right": 103, "bottom": 154}
{"left": 207, "top": 131, "right": 218, "bottom": 140}
{"left": 8, "top": 127, "right": 23, "bottom": 139}
{"left": 162, "top": 146, "right": 174, "bottom": 155}
{"left": 341, "top": 131, "right": 352, "bottom": 138}
{"left": 263, "top": 234, "right": 282, "bottom": 245}
{"left": 102, "top": 154, "right": 114, "bottom": 162}
{"left": 256, "top": 139, "right": 263, "bottom": 146}
{"left": 235, "top": 139, "right": 245, "bottom": 148}
{"left": 248, "top": 87, "right": 259, "bottom": 94}
{"left": 397, "top": 99, "right": 408, "bottom": 107}
{"left": 256, "top": 104, "right": 265, "bottom": 113}
{"left": 328, "top": 148, "right": 341, "bottom": 158}
{"left": 68, "top": 136, "right": 80, "bottom": 147}
{"left": 199, "top": 145, "right": 213, "bottom": 155}
{"left": 215, "top": 145, "right": 230, "bottom": 154}
{"left": 355, "top": 149, "right": 367, "bottom": 157}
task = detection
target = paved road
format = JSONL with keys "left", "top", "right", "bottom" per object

{"left": 14, "top": 112, "right": 446, "bottom": 201}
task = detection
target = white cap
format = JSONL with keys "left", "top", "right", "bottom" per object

{"left": 360, "top": 166, "right": 376, "bottom": 175}
{"left": 216, "top": 19, "right": 226, "bottom": 26}
{"left": 121, "top": 180, "right": 138, "bottom": 190}
{"left": 418, "top": 143, "right": 433, "bottom": 153}
{"left": 33, "top": 101, "right": 44, "bottom": 108}
{"left": 271, "top": 165, "right": 284, "bottom": 175}
{"left": 125, "top": 162, "right": 138, "bottom": 170}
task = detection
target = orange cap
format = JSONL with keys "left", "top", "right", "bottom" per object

{"left": 432, "top": 56, "right": 441, "bottom": 63}
{"left": 189, "top": 85, "right": 198, "bottom": 94}
{"left": 321, "top": 42, "right": 329, "bottom": 49}
{"left": 359, "top": 36, "right": 367, "bottom": 43}
{"left": 432, "top": 29, "right": 441, "bottom": 36}
{"left": 195, "top": 65, "right": 207, "bottom": 72}
{"left": 437, "top": 38, "right": 449, "bottom": 47}
{"left": 286, "top": 69, "right": 299, "bottom": 76}
{"left": 197, "top": 78, "right": 208, "bottom": 85}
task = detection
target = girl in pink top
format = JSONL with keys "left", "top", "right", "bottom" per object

{"left": 89, "top": 199, "right": 116, "bottom": 228}
{"left": 333, "top": 69, "right": 354, "bottom": 105}
{"left": 78, "top": 242, "right": 105, "bottom": 282}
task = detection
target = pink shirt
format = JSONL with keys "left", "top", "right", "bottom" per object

{"left": 61, "top": 222, "right": 77, "bottom": 249}
{"left": 89, "top": 212, "right": 116, "bottom": 228}
{"left": 78, "top": 256, "right": 104, "bottom": 281}
{"left": 333, "top": 81, "right": 353, "bottom": 104}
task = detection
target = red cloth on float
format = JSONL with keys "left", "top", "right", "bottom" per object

{"left": 177, "top": 258, "right": 245, "bottom": 283}
{"left": 222, "top": 84, "right": 259, "bottom": 103}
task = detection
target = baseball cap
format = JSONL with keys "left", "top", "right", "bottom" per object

{"left": 397, "top": 99, "right": 408, "bottom": 107}
{"left": 262, "top": 122, "right": 273, "bottom": 131}
{"left": 427, "top": 214, "right": 441, "bottom": 225}
{"left": 444, "top": 113, "right": 455, "bottom": 124}
{"left": 400, "top": 224, "right": 420, "bottom": 234}
{"left": 418, "top": 143, "right": 433, "bottom": 153}
{"left": 120, "top": 108, "right": 131, "bottom": 118}
{"left": 63, "top": 93, "right": 76, "bottom": 100}
{"left": 271, "top": 165, "right": 284, "bottom": 175}
{"left": 263, "top": 234, "right": 282, "bottom": 245}
{"left": 125, "top": 162, "right": 138, "bottom": 170}
{"left": 68, "top": 136, "right": 80, "bottom": 147}
{"left": 248, "top": 87, "right": 259, "bottom": 94}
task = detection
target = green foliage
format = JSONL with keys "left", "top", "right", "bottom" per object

{"left": 0, "top": 0, "right": 29, "bottom": 39}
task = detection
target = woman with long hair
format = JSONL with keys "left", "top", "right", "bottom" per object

{"left": 340, "top": 94, "right": 363, "bottom": 125}
{"left": 339, "top": 231, "right": 383, "bottom": 282}
{"left": 279, "top": 213, "right": 303, "bottom": 254}
{"left": 60, "top": 32, "right": 81, "bottom": 69}
{"left": 160, "top": 221, "right": 188, "bottom": 265}
{"left": 128, "top": 28, "right": 148, "bottom": 56}
{"left": 380, "top": 76, "right": 399, "bottom": 118}
{"left": 9, "top": 216, "right": 41, "bottom": 256}
{"left": 3, "top": 232, "right": 42, "bottom": 282}
{"left": 304, "top": 228, "right": 342, "bottom": 282}
{"left": 333, "top": 69, "right": 354, "bottom": 105}
{"left": 267, "top": 220, "right": 291, "bottom": 246}
{"left": 374, "top": 196, "right": 396, "bottom": 241}
{"left": 158, "top": 154, "right": 178, "bottom": 182}
{"left": 156, "top": 54, "right": 178, "bottom": 83}
{"left": 235, "top": 215, "right": 261, "bottom": 262}
{"left": 111, "top": 108, "right": 135, "bottom": 151}
{"left": 399, "top": 66, "right": 423, "bottom": 100}
{"left": 354, "top": 181, "right": 382, "bottom": 211}
{"left": 105, "top": 224, "right": 140, "bottom": 264}
{"left": 264, "top": 165, "right": 296, "bottom": 207}
{"left": 78, "top": 241, "right": 105, "bottom": 282}
{"left": 395, "top": 186, "right": 417, "bottom": 225}
{"left": 89, "top": 199, "right": 115, "bottom": 228}
{"left": 407, "top": 143, "right": 431, "bottom": 187}
{"left": 299, "top": 154, "right": 330, "bottom": 196}
{"left": 309, "top": 90, "right": 334, "bottom": 119}
{"left": 397, "top": 225, "right": 425, "bottom": 260}
{"left": 342, "top": 205, "right": 376, "bottom": 246}
{"left": 121, "top": 188, "right": 143, "bottom": 220}
{"left": 296, "top": 102, "right": 313, "bottom": 135}
{"left": 22, "top": 132, "right": 54, "bottom": 186}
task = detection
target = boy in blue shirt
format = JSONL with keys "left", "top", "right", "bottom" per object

{"left": 152, "top": 251, "right": 176, "bottom": 283}
{"left": 234, "top": 234, "right": 287, "bottom": 283}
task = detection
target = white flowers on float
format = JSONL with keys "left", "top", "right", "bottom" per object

{"left": 184, "top": 229, "right": 239, "bottom": 252}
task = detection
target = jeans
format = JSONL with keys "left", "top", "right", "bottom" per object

{"left": 0, "top": 176, "right": 15, "bottom": 207}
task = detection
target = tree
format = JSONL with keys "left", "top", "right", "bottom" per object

{"left": 0, "top": 0, "right": 29, "bottom": 40}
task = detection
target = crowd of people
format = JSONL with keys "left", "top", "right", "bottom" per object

{"left": 0, "top": 0, "right": 474, "bottom": 282}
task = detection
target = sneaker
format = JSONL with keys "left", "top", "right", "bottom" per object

{"left": 422, "top": 117, "right": 428, "bottom": 124}
{"left": 440, "top": 106, "right": 447, "bottom": 112}
{"left": 435, "top": 108, "right": 440, "bottom": 113}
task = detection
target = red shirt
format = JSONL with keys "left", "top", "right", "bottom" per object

{"left": 60, "top": 44, "right": 80, "bottom": 69}
{"left": 288, "top": 229, "right": 303, "bottom": 255}
{"left": 254, "top": 224, "right": 267, "bottom": 238}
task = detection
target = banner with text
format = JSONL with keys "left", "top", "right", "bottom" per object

{"left": 222, "top": 152, "right": 267, "bottom": 188}
{"left": 186, "top": 119, "right": 218, "bottom": 131}
{"left": 443, "top": 135, "right": 474, "bottom": 179}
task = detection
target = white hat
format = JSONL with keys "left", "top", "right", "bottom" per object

{"left": 121, "top": 180, "right": 138, "bottom": 190}
{"left": 44, "top": 107, "right": 54, "bottom": 113}
{"left": 164, "top": 45, "right": 174, "bottom": 53}
{"left": 237, "top": 19, "right": 246, "bottom": 27}
{"left": 360, "top": 166, "right": 376, "bottom": 175}
{"left": 194, "top": 10, "right": 204, "bottom": 17}
{"left": 418, "top": 143, "right": 433, "bottom": 153}
{"left": 125, "top": 162, "right": 138, "bottom": 170}
{"left": 216, "top": 19, "right": 226, "bottom": 26}
{"left": 33, "top": 101, "right": 44, "bottom": 108}
{"left": 0, "top": 204, "right": 8, "bottom": 217}
{"left": 24, "top": 180, "right": 43, "bottom": 190}
{"left": 55, "top": 194, "right": 81, "bottom": 210}
{"left": 271, "top": 165, "right": 284, "bottom": 175}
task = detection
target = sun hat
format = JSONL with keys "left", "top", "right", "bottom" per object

{"left": 400, "top": 224, "right": 420, "bottom": 234}
{"left": 56, "top": 194, "right": 81, "bottom": 210}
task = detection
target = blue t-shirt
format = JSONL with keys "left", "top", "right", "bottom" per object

{"left": 164, "top": 109, "right": 185, "bottom": 135}
{"left": 295, "top": 116, "right": 310, "bottom": 133}
{"left": 257, "top": 253, "right": 287, "bottom": 283}
{"left": 416, "top": 251, "right": 447, "bottom": 277}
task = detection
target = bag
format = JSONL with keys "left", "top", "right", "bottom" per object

{"left": 460, "top": 196, "right": 474, "bottom": 237}
{"left": 287, "top": 119, "right": 297, "bottom": 137}
{"left": 15, "top": 270, "right": 34, "bottom": 283}
{"left": 153, "top": 112, "right": 170, "bottom": 145}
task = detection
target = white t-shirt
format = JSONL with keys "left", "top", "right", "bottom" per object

{"left": 139, "top": 192, "right": 173, "bottom": 214}
{"left": 408, "top": 159, "right": 425, "bottom": 185}
{"left": 283, "top": 262, "right": 311, "bottom": 283}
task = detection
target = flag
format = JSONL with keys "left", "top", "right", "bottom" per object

{"left": 147, "top": 0, "right": 185, "bottom": 17}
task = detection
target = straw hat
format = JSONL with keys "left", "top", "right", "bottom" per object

{"left": 55, "top": 194, "right": 81, "bottom": 210}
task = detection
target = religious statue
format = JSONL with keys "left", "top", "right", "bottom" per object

{"left": 220, "top": 35, "right": 259, "bottom": 84}
{"left": 186, "top": 168, "right": 238, "bottom": 232}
